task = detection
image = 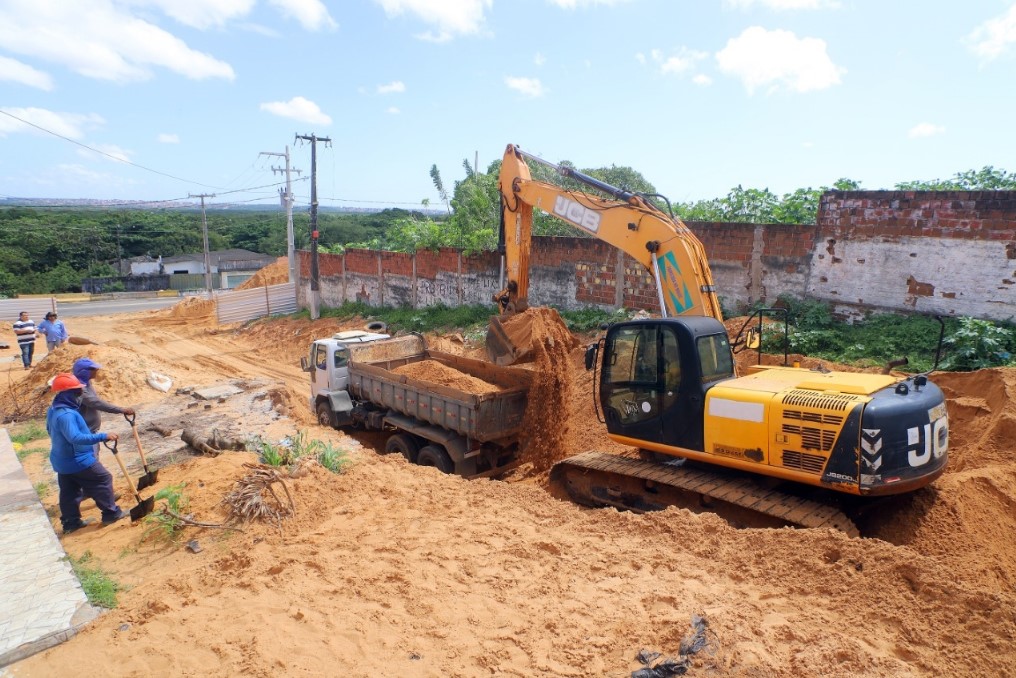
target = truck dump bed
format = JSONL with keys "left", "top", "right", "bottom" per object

{"left": 347, "top": 335, "right": 532, "bottom": 442}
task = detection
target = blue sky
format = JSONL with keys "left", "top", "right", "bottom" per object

{"left": 1, "top": 0, "right": 1015, "bottom": 210}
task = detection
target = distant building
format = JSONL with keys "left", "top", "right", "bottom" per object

{"left": 161, "top": 249, "right": 276, "bottom": 289}
{"left": 127, "top": 255, "right": 162, "bottom": 276}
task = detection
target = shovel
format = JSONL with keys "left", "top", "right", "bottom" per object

{"left": 124, "top": 412, "right": 158, "bottom": 491}
{"left": 103, "top": 438, "right": 155, "bottom": 522}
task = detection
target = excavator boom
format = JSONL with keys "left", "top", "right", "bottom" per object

{"left": 487, "top": 144, "right": 722, "bottom": 364}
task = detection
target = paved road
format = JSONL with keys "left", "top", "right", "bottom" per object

{"left": 56, "top": 297, "right": 182, "bottom": 318}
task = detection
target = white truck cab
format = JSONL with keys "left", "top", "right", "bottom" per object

{"left": 302, "top": 329, "right": 390, "bottom": 426}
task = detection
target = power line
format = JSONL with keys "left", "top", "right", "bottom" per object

{"left": 0, "top": 109, "right": 221, "bottom": 190}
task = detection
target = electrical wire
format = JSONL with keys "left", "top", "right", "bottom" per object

{"left": 0, "top": 109, "right": 221, "bottom": 190}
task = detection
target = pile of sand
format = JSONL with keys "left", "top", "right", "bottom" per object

{"left": 161, "top": 295, "right": 217, "bottom": 324}
{"left": 0, "top": 343, "right": 183, "bottom": 422}
{"left": 392, "top": 359, "right": 502, "bottom": 395}
{"left": 235, "top": 257, "right": 289, "bottom": 290}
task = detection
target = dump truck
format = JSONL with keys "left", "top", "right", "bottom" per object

{"left": 304, "top": 331, "right": 532, "bottom": 478}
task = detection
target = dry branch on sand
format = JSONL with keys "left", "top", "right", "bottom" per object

{"left": 220, "top": 463, "right": 295, "bottom": 525}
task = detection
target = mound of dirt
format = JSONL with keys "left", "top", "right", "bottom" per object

{"left": 392, "top": 359, "right": 502, "bottom": 394}
{"left": 0, "top": 343, "right": 185, "bottom": 422}
{"left": 235, "top": 257, "right": 289, "bottom": 290}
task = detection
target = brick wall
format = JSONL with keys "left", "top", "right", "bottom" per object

{"left": 296, "top": 190, "right": 1016, "bottom": 322}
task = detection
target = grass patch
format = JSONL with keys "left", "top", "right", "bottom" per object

{"left": 751, "top": 295, "right": 1016, "bottom": 372}
{"left": 11, "top": 420, "right": 47, "bottom": 445}
{"left": 69, "top": 550, "right": 120, "bottom": 608}
{"left": 248, "top": 431, "right": 350, "bottom": 474}
{"left": 33, "top": 481, "right": 51, "bottom": 498}
{"left": 141, "top": 484, "right": 190, "bottom": 542}
{"left": 16, "top": 445, "right": 44, "bottom": 460}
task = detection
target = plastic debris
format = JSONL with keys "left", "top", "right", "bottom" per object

{"left": 148, "top": 372, "right": 173, "bottom": 392}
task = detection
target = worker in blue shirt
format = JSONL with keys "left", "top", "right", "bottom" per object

{"left": 46, "top": 373, "right": 125, "bottom": 534}
{"left": 37, "top": 311, "right": 69, "bottom": 352}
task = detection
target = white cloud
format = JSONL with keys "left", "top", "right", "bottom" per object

{"left": 639, "top": 47, "right": 709, "bottom": 79}
{"left": 965, "top": 4, "right": 1016, "bottom": 62}
{"left": 547, "top": 0, "right": 633, "bottom": 7}
{"left": 377, "top": 80, "right": 406, "bottom": 94}
{"left": 724, "top": 0, "right": 839, "bottom": 9}
{"left": 0, "top": 55, "right": 53, "bottom": 90}
{"left": 692, "top": 74, "right": 713, "bottom": 86}
{"left": 0, "top": 1, "right": 235, "bottom": 83}
{"left": 716, "top": 26, "right": 845, "bottom": 94}
{"left": 375, "top": 0, "right": 492, "bottom": 42}
{"left": 55, "top": 163, "right": 119, "bottom": 184}
{"left": 130, "top": 0, "right": 256, "bottom": 30}
{"left": 387, "top": 107, "right": 401, "bottom": 114}
{"left": 158, "top": 133, "right": 180, "bottom": 144}
{"left": 534, "top": 52, "right": 546, "bottom": 66}
{"left": 908, "top": 123, "right": 945, "bottom": 139}
{"left": 79, "top": 143, "right": 132, "bottom": 163}
{"left": 0, "top": 107, "right": 104, "bottom": 139}
{"left": 659, "top": 48, "right": 709, "bottom": 75}
{"left": 267, "top": 0, "right": 338, "bottom": 31}
{"left": 260, "top": 96, "right": 332, "bottom": 125}
{"left": 504, "top": 76, "right": 546, "bottom": 98}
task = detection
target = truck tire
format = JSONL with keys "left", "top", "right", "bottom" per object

{"left": 385, "top": 433, "right": 419, "bottom": 463}
{"left": 365, "top": 321, "right": 387, "bottom": 332}
{"left": 316, "top": 401, "right": 336, "bottom": 428}
{"left": 416, "top": 445, "right": 454, "bottom": 474}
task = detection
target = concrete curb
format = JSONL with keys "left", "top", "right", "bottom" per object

{"left": 0, "top": 429, "right": 94, "bottom": 669}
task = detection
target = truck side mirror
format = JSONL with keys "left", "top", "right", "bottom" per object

{"left": 584, "top": 343, "right": 598, "bottom": 371}
{"left": 300, "top": 356, "right": 311, "bottom": 372}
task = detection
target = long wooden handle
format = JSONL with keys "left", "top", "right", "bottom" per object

{"left": 105, "top": 440, "right": 142, "bottom": 502}
{"left": 125, "top": 413, "right": 152, "bottom": 469}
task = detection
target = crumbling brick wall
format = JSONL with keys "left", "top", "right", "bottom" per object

{"left": 299, "top": 190, "right": 1016, "bottom": 322}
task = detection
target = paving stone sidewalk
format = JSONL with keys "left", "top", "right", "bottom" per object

{"left": 0, "top": 428, "right": 99, "bottom": 670}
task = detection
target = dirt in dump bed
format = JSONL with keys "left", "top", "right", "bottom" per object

{"left": 234, "top": 257, "right": 289, "bottom": 290}
{"left": 392, "top": 359, "right": 503, "bottom": 395}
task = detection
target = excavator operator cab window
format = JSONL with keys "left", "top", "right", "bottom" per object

{"left": 697, "top": 333, "right": 734, "bottom": 383}
{"left": 603, "top": 325, "right": 663, "bottom": 426}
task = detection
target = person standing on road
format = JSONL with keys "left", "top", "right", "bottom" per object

{"left": 72, "top": 357, "right": 134, "bottom": 435}
{"left": 12, "top": 311, "right": 37, "bottom": 369}
{"left": 37, "top": 311, "right": 69, "bottom": 352}
{"left": 46, "top": 372, "right": 125, "bottom": 534}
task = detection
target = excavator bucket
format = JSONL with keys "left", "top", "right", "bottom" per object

{"left": 485, "top": 313, "right": 535, "bottom": 366}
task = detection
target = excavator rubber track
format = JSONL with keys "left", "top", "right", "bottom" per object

{"left": 550, "top": 451, "right": 860, "bottom": 537}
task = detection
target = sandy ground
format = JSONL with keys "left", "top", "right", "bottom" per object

{"left": 2, "top": 301, "right": 1016, "bottom": 678}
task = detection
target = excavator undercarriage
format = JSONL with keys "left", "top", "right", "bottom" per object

{"left": 550, "top": 452, "right": 861, "bottom": 536}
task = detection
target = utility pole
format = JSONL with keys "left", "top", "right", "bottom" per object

{"left": 259, "top": 147, "right": 301, "bottom": 285}
{"left": 295, "top": 133, "right": 331, "bottom": 319}
{"left": 190, "top": 193, "right": 216, "bottom": 296}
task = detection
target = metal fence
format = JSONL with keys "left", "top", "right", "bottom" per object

{"left": 215, "top": 282, "right": 297, "bottom": 324}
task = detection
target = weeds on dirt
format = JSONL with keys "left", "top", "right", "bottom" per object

{"left": 68, "top": 550, "right": 120, "bottom": 609}
{"left": 33, "top": 481, "right": 51, "bottom": 498}
{"left": 250, "top": 431, "right": 350, "bottom": 475}
{"left": 747, "top": 294, "right": 1016, "bottom": 372}
{"left": 142, "top": 483, "right": 190, "bottom": 542}
{"left": 16, "top": 444, "right": 43, "bottom": 460}
{"left": 11, "top": 420, "right": 47, "bottom": 445}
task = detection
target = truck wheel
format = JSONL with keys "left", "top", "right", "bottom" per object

{"left": 316, "top": 401, "right": 336, "bottom": 428}
{"left": 365, "top": 321, "right": 387, "bottom": 332}
{"left": 385, "top": 433, "right": 419, "bottom": 462}
{"left": 416, "top": 445, "right": 454, "bottom": 474}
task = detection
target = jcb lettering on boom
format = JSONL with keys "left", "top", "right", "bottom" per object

{"left": 553, "top": 196, "right": 601, "bottom": 233}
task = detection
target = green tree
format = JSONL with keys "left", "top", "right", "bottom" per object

{"left": 896, "top": 166, "right": 1016, "bottom": 191}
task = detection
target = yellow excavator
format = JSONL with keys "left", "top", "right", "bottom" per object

{"left": 488, "top": 144, "right": 949, "bottom": 536}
